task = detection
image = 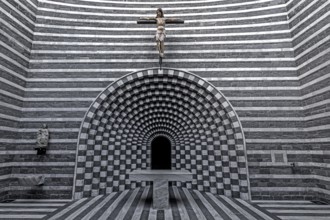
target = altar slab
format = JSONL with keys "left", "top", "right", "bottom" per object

{"left": 129, "top": 170, "right": 193, "bottom": 209}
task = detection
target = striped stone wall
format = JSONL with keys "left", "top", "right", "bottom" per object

{"left": 0, "top": 0, "right": 38, "bottom": 201}
{"left": 0, "top": 0, "right": 328, "bottom": 201}
{"left": 286, "top": 0, "right": 330, "bottom": 201}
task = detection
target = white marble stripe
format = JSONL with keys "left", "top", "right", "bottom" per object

{"left": 13, "top": 0, "right": 37, "bottom": 18}
{"left": 295, "top": 36, "right": 330, "bottom": 60}
{"left": 270, "top": 210, "right": 330, "bottom": 214}
{"left": 164, "top": 205, "right": 173, "bottom": 220}
{"left": 182, "top": 188, "right": 207, "bottom": 220}
{"left": 292, "top": 10, "right": 329, "bottom": 49}
{"left": 26, "top": 88, "right": 101, "bottom": 91}
{"left": 20, "top": 117, "right": 82, "bottom": 122}
{"left": 240, "top": 117, "right": 303, "bottom": 121}
{"left": 29, "top": 57, "right": 295, "bottom": 63}
{"left": 242, "top": 112, "right": 329, "bottom": 121}
{"left": 0, "top": 64, "right": 27, "bottom": 81}
{"left": 0, "top": 89, "right": 24, "bottom": 101}
{"left": 24, "top": 97, "right": 93, "bottom": 101}
{"left": 0, "top": 162, "right": 75, "bottom": 168}
{"left": 64, "top": 195, "right": 104, "bottom": 220}
{"left": 221, "top": 196, "right": 258, "bottom": 220}
{"left": 302, "top": 85, "right": 330, "bottom": 100}
{"left": 31, "top": 48, "right": 294, "bottom": 54}
{"left": 0, "top": 8, "right": 34, "bottom": 36}
{"left": 33, "top": 30, "right": 290, "bottom": 38}
{"left": 304, "top": 99, "right": 330, "bottom": 111}
{"left": 148, "top": 208, "right": 157, "bottom": 220}
{"left": 0, "top": 203, "right": 66, "bottom": 207}
{"left": 80, "top": 192, "right": 117, "bottom": 220}
{"left": 11, "top": 174, "right": 74, "bottom": 178}
{"left": 299, "top": 60, "right": 330, "bottom": 80}
{"left": 0, "top": 53, "right": 29, "bottom": 72}
{"left": 0, "top": 30, "right": 31, "bottom": 53}
{"left": 297, "top": 47, "right": 330, "bottom": 70}
{"left": 244, "top": 128, "right": 303, "bottom": 132}
{"left": 0, "top": 214, "right": 46, "bottom": 219}
{"left": 34, "top": 22, "right": 289, "bottom": 32}
{"left": 301, "top": 72, "right": 330, "bottom": 89}
{"left": 206, "top": 193, "right": 240, "bottom": 220}
{"left": 0, "top": 41, "right": 29, "bottom": 62}
{"left": 36, "top": 13, "right": 288, "bottom": 24}
{"left": 280, "top": 217, "right": 330, "bottom": 220}
{"left": 253, "top": 200, "right": 312, "bottom": 204}
{"left": 28, "top": 67, "right": 297, "bottom": 72}
{"left": 251, "top": 187, "right": 330, "bottom": 193}
{"left": 0, "top": 127, "right": 79, "bottom": 132}
{"left": 60, "top": 0, "right": 273, "bottom": 6}
{"left": 0, "top": 101, "right": 22, "bottom": 111}
{"left": 172, "top": 187, "right": 190, "bottom": 220}
{"left": 25, "top": 76, "right": 297, "bottom": 82}
{"left": 235, "top": 199, "right": 274, "bottom": 220}
{"left": 0, "top": 150, "right": 76, "bottom": 155}
{"left": 236, "top": 107, "right": 303, "bottom": 111}
{"left": 248, "top": 162, "right": 330, "bottom": 168}
{"left": 0, "top": 113, "right": 20, "bottom": 121}
{"left": 14, "top": 199, "right": 71, "bottom": 202}
{"left": 2, "top": 0, "right": 35, "bottom": 25}
{"left": 286, "top": 0, "right": 306, "bottom": 15}
{"left": 290, "top": 1, "right": 329, "bottom": 33}
{"left": 193, "top": 190, "right": 223, "bottom": 220}
{"left": 245, "top": 125, "right": 330, "bottom": 132}
{"left": 116, "top": 188, "right": 140, "bottom": 220}
{"left": 130, "top": 187, "right": 150, "bottom": 220}
{"left": 0, "top": 77, "right": 25, "bottom": 91}
{"left": 219, "top": 87, "right": 299, "bottom": 91}
{"left": 26, "top": 0, "right": 38, "bottom": 10}
{"left": 98, "top": 190, "right": 130, "bottom": 219}
{"left": 32, "top": 39, "right": 293, "bottom": 46}
{"left": 248, "top": 150, "right": 330, "bottom": 155}
{"left": 0, "top": 208, "right": 56, "bottom": 212}
{"left": 259, "top": 204, "right": 330, "bottom": 208}
{"left": 293, "top": 24, "right": 330, "bottom": 51}
{"left": 39, "top": 0, "right": 276, "bottom": 11}
{"left": 0, "top": 138, "right": 77, "bottom": 143}
{"left": 47, "top": 198, "right": 88, "bottom": 220}
{"left": 229, "top": 97, "right": 301, "bottom": 100}
{"left": 37, "top": 4, "right": 285, "bottom": 17}
{"left": 18, "top": 86, "right": 306, "bottom": 93}
{"left": 246, "top": 138, "right": 330, "bottom": 143}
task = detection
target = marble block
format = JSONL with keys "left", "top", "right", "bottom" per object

{"left": 129, "top": 169, "right": 193, "bottom": 209}
{"left": 153, "top": 180, "right": 169, "bottom": 209}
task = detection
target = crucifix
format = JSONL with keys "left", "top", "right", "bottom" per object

{"left": 137, "top": 8, "right": 184, "bottom": 69}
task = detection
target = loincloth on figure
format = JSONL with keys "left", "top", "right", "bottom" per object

{"left": 155, "top": 27, "right": 166, "bottom": 42}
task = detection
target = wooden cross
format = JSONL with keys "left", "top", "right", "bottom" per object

{"left": 137, "top": 9, "right": 184, "bottom": 69}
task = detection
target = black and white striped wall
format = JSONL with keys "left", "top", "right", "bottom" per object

{"left": 285, "top": 0, "right": 330, "bottom": 201}
{"left": 0, "top": 0, "right": 329, "bottom": 202}
{"left": 0, "top": 0, "right": 38, "bottom": 201}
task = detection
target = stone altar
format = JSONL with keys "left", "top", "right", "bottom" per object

{"left": 129, "top": 169, "right": 193, "bottom": 209}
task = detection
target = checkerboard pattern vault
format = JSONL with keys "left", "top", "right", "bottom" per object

{"left": 74, "top": 68, "right": 249, "bottom": 200}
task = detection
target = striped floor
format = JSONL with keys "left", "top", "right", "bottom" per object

{"left": 0, "top": 199, "right": 70, "bottom": 220}
{"left": 1, "top": 188, "right": 329, "bottom": 220}
{"left": 254, "top": 200, "right": 330, "bottom": 220}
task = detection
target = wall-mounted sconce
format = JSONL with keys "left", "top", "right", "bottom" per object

{"left": 35, "top": 124, "right": 49, "bottom": 155}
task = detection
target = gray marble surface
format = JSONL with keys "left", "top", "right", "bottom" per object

{"left": 129, "top": 169, "right": 193, "bottom": 182}
{"left": 129, "top": 170, "right": 193, "bottom": 209}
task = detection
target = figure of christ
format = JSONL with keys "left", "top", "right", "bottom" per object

{"left": 138, "top": 8, "right": 184, "bottom": 58}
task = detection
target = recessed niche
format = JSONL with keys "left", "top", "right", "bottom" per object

{"left": 151, "top": 136, "right": 171, "bottom": 170}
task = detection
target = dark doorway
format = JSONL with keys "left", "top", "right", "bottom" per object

{"left": 151, "top": 136, "right": 171, "bottom": 170}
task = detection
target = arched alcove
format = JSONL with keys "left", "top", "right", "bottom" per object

{"left": 73, "top": 68, "right": 250, "bottom": 200}
{"left": 151, "top": 136, "right": 172, "bottom": 170}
